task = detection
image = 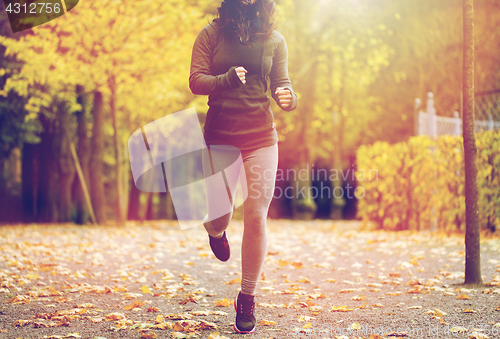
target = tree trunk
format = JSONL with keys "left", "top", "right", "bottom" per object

{"left": 89, "top": 90, "right": 107, "bottom": 224}
{"left": 463, "top": 0, "right": 482, "bottom": 285}
{"left": 109, "top": 75, "right": 125, "bottom": 222}
{"left": 127, "top": 170, "right": 140, "bottom": 220}
{"left": 0, "top": 156, "right": 5, "bottom": 197}
{"left": 158, "top": 192, "right": 168, "bottom": 219}
{"left": 146, "top": 192, "right": 155, "bottom": 220}
{"left": 37, "top": 114, "right": 59, "bottom": 223}
{"left": 291, "top": 59, "right": 317, "bottom": 220}
{"left": 21, "top": 142, "right": 39, "bottom": 222}
{"left": 75, "top": 85, "right": 91, "bottom": 225}
{"left": 331, "top": 51, "right": 347, "bottom": 220}
{"left": 57, "top": 101, "right": 76, "bottom": 222}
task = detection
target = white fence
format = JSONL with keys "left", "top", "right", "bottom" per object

{"left": 416, "top": 92, "right": 500, "bottom": 137}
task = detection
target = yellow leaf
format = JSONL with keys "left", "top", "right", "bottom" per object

{"left": 214, "top": 298, "right": 232, "bottom": 307}
{"left": 349, "top": 322, "right": 361, "bottom": 330}
{"left": 155, "top": 315, "right": 164, "bottom": 323}
{"left": 141, "top": 285, "right": 152, "bottom": 294}
{"left": 173, "top": 322, "right": 184, "bottom": 332}
{"left": 456, "top": 294, "right": 469, "bottom": 299}
{"left": 292, "top": 262, "right": 304, "bottom": 269}
{"left": 124, "top": 299, "right": 146, "bottom": 310}
{"left": 302, "top": 322, "right": 312, "bottom": 329}
{"left": 13, "top": 319, "right": 31, "bottom": 327}
{"left": 449, "top": 326, "right": 467, "bottom": 333}
{"left": 278, "top": 260, "right": 290, "bottom": 266}
{"left": 156, "top": 322, "right": 172, "bottom": 330}
{"left": 352, "top": 294, "right": 366, "bottom": 301}
{"left": 259, "top": 320, "right": 276, "bottom": 326}
{"left": 225, "top": 278, "right": 241, "bottom": 285}
{"left": 105, "top": 313, "right": 126, "bottom": 321}
{"left": 434, "top": 308, "right": 447, "bottom": 317}
{"left": 141, "top": 332, "right": 157, "bottom": 338}
{"left": 297, "top": 315, "right": 315, "bottom": 322}
{"left": 208, "top": 332, "right": 230, "bottom": 339}
{"left": 386, "top": 292, "right": 402, "bottom": 296}
{"left": 330, "top": 305, "right": 353, "bottom": 312}
{"left": 113, "top": 286, "right": 127, "bottom": 292}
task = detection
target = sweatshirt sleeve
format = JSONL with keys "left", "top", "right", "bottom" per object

{"left": 189, "top": 26, "right": 243, "bottom": 95}
{"left": 270, "top": 35, "right": 298, "bottom": 111}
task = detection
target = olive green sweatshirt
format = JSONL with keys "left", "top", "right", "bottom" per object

{"left": 189, "top": 19, "right": 298, "bottom": 150}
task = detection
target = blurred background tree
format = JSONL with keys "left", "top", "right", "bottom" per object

{"left": 0, "top": 0, "right": 499, "bottom": 224}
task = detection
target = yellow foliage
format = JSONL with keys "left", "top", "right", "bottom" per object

{"left": 357, "top": 131, "right": 500, "bottom": 231}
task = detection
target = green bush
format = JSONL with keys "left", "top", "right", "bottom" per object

{"left": 356, "top": 130, "right": 500, "bottom": 231}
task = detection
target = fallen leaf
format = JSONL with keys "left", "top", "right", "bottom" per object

{"left": 348, "top": 322, "right": 361, "bottom": 330}
{"left": 214, "top": 298, "right": 232, "bottom": 307}
{"left": 156, "top": 322, "right": 172, "bottom": 330}
{"left": 386, "top": 292, "right": 402, "bottom": 296}
{"left": 105, "top": 313, "right": 126, "bottom": 321}
{"left": 449, "top": 326, "right": 468, "bottom": 333}
{"left": 259, "top": 320, "right": 276, "bottom": 326}
{"left": 434, "top": 308, "right": 447, "bottom": 318}
{"left": 208, "top": 332, "right": 230, "bottom": 339}
{"left": 330, "top": 305, "right": 354, "bottom": 312}
{"left": 457, "top": 294, "right": 470, "bottom": 299}
{"left": 469, "top": 332, "right": 490, "bottom": 339}
{"left": 141, "top": 286, "right": 153, "bottom": 294}
{"left": 225, "top": 278, "right": 241, "bottom": 285}
{"left": 13, "top": 319, "right": 31, "bottom": 327}
{"left": 124, "top": 299, "right": 146, "bottom": 310}
{"left": 352, "top": 294, "right": 366, "bottom": 301}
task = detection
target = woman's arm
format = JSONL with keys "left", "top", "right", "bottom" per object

{"left": 270, "top": 35, "right": 298, "bottom": 111}
{"left": 189, "top": 27, "right": 244, "bottom": 95}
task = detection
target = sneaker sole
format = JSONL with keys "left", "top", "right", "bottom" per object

{"left": 233, "top": 299, "right": 256, "bottom": 334}
{"left": 209, "top": 233, "right": 230, "bottom": 262}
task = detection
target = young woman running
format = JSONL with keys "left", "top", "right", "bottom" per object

{"left": 189, "top": 0, "right": 298, "bottom": 333}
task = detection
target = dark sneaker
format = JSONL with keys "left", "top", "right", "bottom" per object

{"left": 209, "top": 231, "right": 230, "bottom": 262}
{"left": 234, "top": 292, "right": 256, "bottom": 333}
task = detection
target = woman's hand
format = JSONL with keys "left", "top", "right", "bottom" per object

{"left": 275, "top": 87, "right": 292, "bottom": 108}
{"left": 235, "top": 66, "right": 247, "bottom": 84}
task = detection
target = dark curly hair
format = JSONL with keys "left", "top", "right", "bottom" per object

{"left": 214, "top": 0, "right": 277, "bottom": 45}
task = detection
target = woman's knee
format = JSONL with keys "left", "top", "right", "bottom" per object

{"left": 207, "top": 212, "right": 232, "bottom": 233}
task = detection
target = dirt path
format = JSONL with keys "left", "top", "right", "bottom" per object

{"left": 0, "top": 220, "right": 499, "bottom": 339}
